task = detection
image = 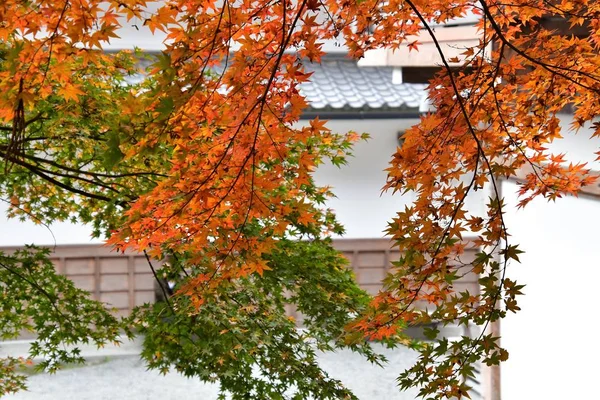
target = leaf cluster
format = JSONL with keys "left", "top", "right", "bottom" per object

{"left": 127, "top": 239, "right": 381, "bottom": 400}
{"left": 0, "top": 246, "right": 122, "bottom": 392}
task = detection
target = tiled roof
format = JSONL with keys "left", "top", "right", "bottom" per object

{"left": 127, "top": 56, "right": 428, "bottom": 115}
{"left": 301, "top": 59, "right": 427, "bottom": 112}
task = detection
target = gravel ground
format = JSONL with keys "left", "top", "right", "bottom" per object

{"left": 4, "top": 345, "right": 421, "bottom": 400}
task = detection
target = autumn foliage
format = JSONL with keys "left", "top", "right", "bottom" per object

{"left": 1, "top": 0, "right": 599, "bottom": 398}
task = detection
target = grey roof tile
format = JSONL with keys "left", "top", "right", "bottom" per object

{"left": 300, "top": 59, "right": 427, "bottom": 112}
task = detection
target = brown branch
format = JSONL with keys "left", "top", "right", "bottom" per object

{"left": 0, "top": 149, "right": 116, "bottom": 203}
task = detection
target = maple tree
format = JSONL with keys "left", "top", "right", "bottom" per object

{"left": 1, "top": 0, "right": 599, "bottom": 398}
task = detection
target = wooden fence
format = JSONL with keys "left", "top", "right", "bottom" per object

{"left": 1, "top": 245, "right": 159, "bottom": 318}
{"left": 1, "top": 238, "right": 480, "bottom": 317}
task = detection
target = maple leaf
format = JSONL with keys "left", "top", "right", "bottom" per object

{"left": 407, "top": 40, "right": 421, "bottom": 52}
{"left": 58, "top": 85, "right": 84, "bottom": 102}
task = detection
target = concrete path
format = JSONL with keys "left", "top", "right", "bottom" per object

{"left": 0, "top": 339, "right": 422, "bottom": 400}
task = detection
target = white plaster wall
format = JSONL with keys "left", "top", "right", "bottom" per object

{"left": 501, "top": 181, "right": 600, "bottom": 399}
{"left": 311, "top": 119, "right": 417, "bottom": 239}
{"left": 500, "top": 115, "right": 600, "bottom": 399}
{"left": 311, "top": 118, "right": 487, "bottom": 238}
